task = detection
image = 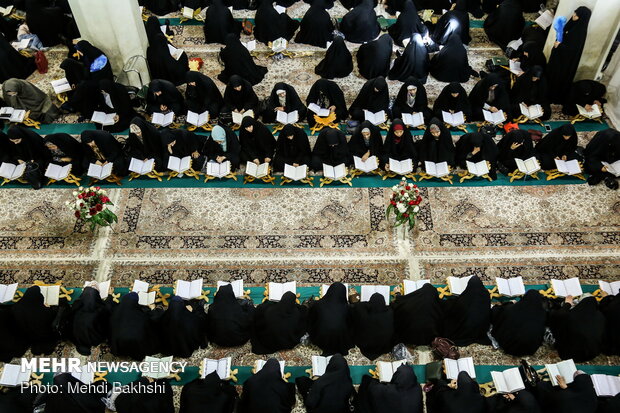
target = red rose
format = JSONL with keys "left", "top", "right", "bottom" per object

{"left": 102, "top": 197, "right": 110, "bottom": 203}
{"left": 390, "top": 200, "right": 396, "bottom": 206}
{"left": 89, "top": 208, "right": 96, "bottom": 215}
{"left": 403, "top": 213, "right": 409, "bottom": 218}
{"left": 80, "top": 203, "right": 84, "bottom": 208}
{"left": 89, "top": 192, "right": 94, "bottom": 197}
{"left": 96, "top": 204, "right": 103, "bottom": 211}
{"left": 95, "top": 186, "right": 100, "bottom": 190}
{"left": 413, "top": 185, "right": 418, "bottom": 188}
{"left": 400, "top": 190, "right": 405, "bottom": 195}
{"left": 408, "top": 200, "right": 414, "bottom": 205}
{"left": 77, "top": 194, "right": 83, "bottom": 199}
{"left": 417, "top": 196, "right": 422, "bottom": 202}
{"left": 74, "top": 211, "right": 81, "bottom": 218}
{"left": 405, "top": 185, "right": 411, "bottom": 190}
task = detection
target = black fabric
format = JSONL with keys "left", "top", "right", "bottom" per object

{"left": 547, "top": 7, "right": 592, "bottom": 103}
{"left": 254, "top": 1, "right": 300, "bottom": 43}
{"left": 261, "top": 82, "right": 307, "bottom": 123}
{"left": 60, "top": 58, "right": 88, "bottom": 87}
{"left": 222, "top": 75, "right": 260, "bottom": 113}
{"left": 0, "top": 386, "right": 36, "bottom": 413}
{"left": 418, "top": 117, "right": 455, "bottom": 167}
{"left": 295, "top": 0, "right": 335, "bottom": 48}
{"left": 355, "top": 364, "right": 423, "bottom": 413}
{"left": 340, "top": 0, "right": 380, "bottom": 44}
{"left": 126, "top": 117, "right": 165, "bottom": 170}
{"left": 441, "top": 276, "right": 491, "bottom": 346}
{"left": 160, "top": 128, "right": 207, "bottom": 169}
{"left": 548, "top": 297, "right": 605, "bottom": 362}
{"left": 305, "top": 79, "right": 348, "bottom": 126}
{"left": 392, "top": 77, "right": 432, "bottom": 121}
{"left": 64, "top": 287, "right": 110, "bottom": 356}
{"left": 115, "top": 377, "right": 175, "bottom": 413}
{"left": 10, "top": 286, "right": 60, "bottom": 355}
{"left": 429, "top": 34, "right": 472, "bottom": 83}
{"left": 510, "top": 65, "right": 551, "bottom": 120}
{"left": 146, "top": 79, "right": 186, "bottom": 115}
{"left": 583, "top": 128, "right": 620, "bottom": 179}
{"left": 307, "top": 282, "right": 354, "bottom": 355}
{"left": 433, "top": 82, "right": 472, "bottom": 119}
{"left": 251, "top": 291, "right": 307, "bottom": 354}
{"left": 349, "top": 77, "right": 390, "bottom": 121}
{"left": 388, "top": 0, "right": 428, "bottom": 47}
{"left": 44, "top": 133, "right": 86, "bottom": 176}
{"left": 348, "top": 120, "right": 384, "bottom": 159}
{"left": 203, "top": 125, "right": 241, "bottom": 169}
{"left": 519, "top": 41, "right": 547, "bottom": 73}
{"left": 179, "top": 373, "right": 238, "bottom": 413}
{"left": 147, "top": 33, "right": 189, "bottom": 86}
{"left": 350, "top": 293, "right": 394, "bottom": 360}
{"left": 535, "top": 124, "right": 578, "bottom": 170}
{"left": 389, "top": 33, "right": 429, "bottom": 82}
{"left": 238, "top": 359, "right": 296, "bottom": 413}
{"left": 239, "top": 117, "right": 277, "bottom": 162}
{"left": 426, "top": 371, "right": 486, "bottom": 413}
{"left": 496, "top": 128, "right": 535, "bottom": 172}
{"left": 81, "top": 129, "right": 129, "bottom": 176}
{"left": 297, "top": 354, "right": 355, "bottom": 413}
{"left": 145, "top": 0, "right": 179, "bottom": 15}
{"left": 315, "top": 36, "right": 354, "bottom": 79}
{"left": 357, "top": 34, "right": 393, "bottom": 80}
{"left": 0, "top": 304, "right": 28, "bottom": 362}
{"left": 98, "top": 79, "right": 138, "bottom": 132}
{"left": 382, "top": 118, "right": 418, "bottom": 166}
{"left": 25, "top": 0, "right": 73, "bottom": 47}
{"left": 185, "top": 71, "right": 224, "bottom": 118}
{"left": 454, "top": 131, "right": 498, "bottom": 177}
{"left": 0, "top": 33, "right": 36, "bottom": 83}
{"left": 432, "top": 0, "right": 471, "bottom": 45}
{"left": 491, "top": 289, "right": 546, "bottom": 356}
{"left": 391, "top": 283, "right": 442, "bottom": 345}
{"left": 43, "top": 373, "right": 108, "bottom": 413}
{"left": 273, "top": 125, "right": 312, "bottom": 172}
{"left": 75, "top": 41, "right": 113, "bottom": 82}
{"left": 468, "top": 72, "right": 511, "bottom": 121}
{"left": 486, "top": 389, "right": 542, "bottom": 413}
{"left": 158, "top": 296, "right": 207, "bottom": 358}
{"left": 206, "top": 284, "right": 255, "bottom": 347}
{"left": 108, "top": 292, "right": 159, "bottom": 360}
{"left": 7, "top": 125, "right": 52, "bottom": 167}
{"left": 562, "top": 80, "right": 607, "bottom": 116}
{"left": 483, "top": 0, "right": 525, "bottom": 50}
{"left": 218, "top": 34, "right": 268, "bottom": 86}
{"left": 203, "top": 0, "right": 242, "bottom": 44}
{"left": 535, "top": 374, "right": 598, "bottom": 413}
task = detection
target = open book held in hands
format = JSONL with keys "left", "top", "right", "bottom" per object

{"left": 424, "top": 161, "right": 450, "bottom": 178}
{"left": 492, "top": 367, "right": 525, "bottom": 394}
{"left": 535, "top": 10, "right": 554, "bottom": 30}
{"left": 551, "top": 278, "right": 583, "bottom": 297}
{"left": 515, "top": 157, "right": 541, "bottom": 175}
{"left": 376, "top": 360, "right": 407, "bottom": 382}
{"left": 0, "top": 283, "right": 18, "bottom": 303}
{"left": 87, "top": 162, "right": 113, "bottom": 180}
{"left": 91, "top": 111, "right": 116, "bottom": 126}
{"left": 545, "top": 359, "right": 576, "bottom": 386}
{"left": 389, "top": 158, "right": 413, "bottom": 175}
{"left": 0, "top": 364, "right": 31, "bottom": 387}
{"left": 217, "top": 280, "right": 244, "bottom": 298}
{"left": 255, "top": 360, "right": 285, "bottom": 376}
{"left": 187, "top": 110, "right": 209, "bottom": 127}
{"left": 353, "top": 156, "right": 378, "bottom": 173}
{"left": 202, "top": 357, "right": 232, "bottom": 380}
{"left": 442, "top": 111, "right": 465, "bottom": 127}
{"left": 268, "top": 281, "right": 296, "bottom": 301}
{"left": 246, "top": 162, "right": 269, "bottom": 178}
{"left": 167, "top": 156, "right": 191, "bottom": 174}
{"left": 483, "top": 109, "right": 505, "bottom": 125}
{"left": 83, "top": 280, "right": 111, "bottom": 300}
{"left": 39, "top": 285, "right": 60, "bottom": 306}
{"left": 519, "top": 103, "right": 543, "bottom": 120}
{"left": 175, "top": 279, "right": 204, "bottom": 299}
{"left": 402, "top": 112, "right": 424, "bottom": 128}
{"left": 496, "top": 277, "right": 525, "bottom": 296}
{"left": 554, "top": 159, "right": 582, "bottom": 175}
{"left": 51, "top": 78, "right": 72, "bottom": 94}
{"left": 602, "top": 161, "right": 620, "bottom": 177}
{"left": 168, "top": 44, "right": 184, "bottom": 60}
{"left": 243, "top": 40, "right": 256, "bottom": 52}
{"left": 363, "top": 110, "right": 386, "bottom": 126}
{"left": 360, "top": 285, "right": 391, "bottom": 303}
{"left": 308, "top": 103, "right": 330, "bottom": 117}
{"left": 312, "top": 355, "right": 333, "bottom": 377}
{"left": 447, "top": 275, "right": 473, "bottom": 295}
{"left": 323, "top": 163, "right": 347, "bottom": 180}
{"left": 466, "top": 160, "right": 490, "bottom": 177}
{"left": 129, "top": 158, "right": 155, "bottom": 175}
{"left": 276, "top": 110, "right": 299, "bottom": 125}
{"left": 133, "top": 280, "right": 156, "bottom": 306}
{"left": 284, "top": 164, "right": 308, "bottom": 181}
{"left": 232, "top": 110, "right": 254, "bottom": 125}
{"left": 403, "top": 279, "right": 430, "bottom": 295}
{"left": 444, "top": 357, "right": 476, "bottom": 380}
{"left": 152, "top": 112, "right": 175, "bottom": 127}
{"left": 206, "top": 161, "right": 231, "bottom": 178}
{"left": 45, "top": 163, "right": 72, "bottom": 181}
{"left": 599, "top": 280, "right": 620, "bottom": 296}
{"left": 0, "top": 107, "right": 26, "bottom": 123}
{"left": 321, "top": 283, "right": 349, "bottom": 299}
{"left": 509, "top": 60, "right": 524, "bottom": 76}
{"left": 577, "top": 104, "right": 602, "bottom": 119}
{"left": 0, "top": 162, "right": 26, "bottom": 181}
{"left": 591, "top": 374, "right": 620, "bottom": 397}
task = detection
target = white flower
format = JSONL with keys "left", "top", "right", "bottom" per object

{"left": 392, "top": 185, "right": 398, "bottom": 191}
{"left": 397, "top": 203, "right": 407, "bottom": 214}
{"left": 404, "top": 193, "right": 410, "bottom": 199}
{"left": 413, "top": 206, "right": 420, "bottom": 213}
{"left": 72, "top": 191, "right": 78, "bottom": 196}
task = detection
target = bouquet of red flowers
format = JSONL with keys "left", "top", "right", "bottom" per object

{"left": 67, "top": 186, "right": 117, "bottom": 231}
{"left": 386, "top": 178, "right": 423, "bottom": 230}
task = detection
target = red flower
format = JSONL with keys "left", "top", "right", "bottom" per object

{"left": 400, "top": 190, "right": 405, "bottom": 195}
{"left": 405, "top": 185, "right": 411, "bottom": 190}
{"left": 74, "top": 211, "right": 81, "bottom": 218}
{"left": 80, "top": 203, "right": 84, "bottom": 208}
{"left": 89, "top": 208, "right": 96, "bottom": 215}
{"left": 101, "top": 197, "right": 110, "bottom": 203}
{"left": 408, "top": 200, "right": 415, "bottom": 205}
{"left": 77, "top": 194, "right": 83, "bottom": 199}
{"left": 88, "top": 192, "right": 94, "bottom": 197}
{"left": 390, "top": 200, "right": 396, "bottom": 206}
{"left": 403, "top": 213, "right": 409, "bottom": 218}
{"left": 413, "top": 185, "right": 418, "bottom": 188}
{"left": 95, "top": 186, "right": 100, "bottom": 190}
{"left": 96, "top": 204, "right": 103, "bottom": 212}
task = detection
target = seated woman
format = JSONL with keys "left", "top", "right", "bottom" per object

{"left": 253, "top": 1, "right": 300, "bottom": 44}
{"left": 6, "top": 126, "right": 52, "bottom": 170}
{"left": 388, "top": 33, "right": 430, "bottom": 83}
{"left": 392, "top": 283, "right": 442, "bottom": 345}
{"left": 180, "top": 373, "right": 238, "bottom": 413}
{"left": 2, "top": 78, "right": 60, "bottom": 123}
{"left": 441, "top": 276, "right": 491, "bottom": 346}
{"left": 468, "top": 73, "right": 511, "bottom": 121}
{"left": 146, "top": 79, "right": 186, "bottom": 115}
{"left": 350, "top": 293, "right": 394, "bottom": 360}
{"left": 392, "top": 77, "right": 432, "bottom": 122}
{"left": 307, "top": 282, "right": 354, "bottom": 356}
{"left": 417, "top": 119, "right": 455, "bottom": 170}
{"left": 74, "top": 40, "right": 114, "bottom": 82}
{"left": 296, "top": 354, "right": 355, "bottom": 413}
{"left": 305, "top": 79, "right": 348, "bottom": 127}
{"left": 203, "top": 0, "right": 242, "bottom": 44}
{"left": 388, "top": 0, "right": 428, "bottom": 47}
{"left": 261, "top": 83, "right": 307, "bottom": 124}
{"left": 185, "top": 71, "right": 224, "bottom": 120}
{"left": 10, "top": 286, "right": 60, "bottom": 355}
{"left": 160, "top": 128, "right": 206, "bottom": 171}
{"left": 0, "top": 303, "right": 28, "bottom": 363}
{"left": 432, "top": 0, "right": 471, "bottom": 46}
{"left": 222, "top": 75, "right": 259, "bottom": 117}
{"left": 0, "top": 32, "right": 36, "bottom": 83}
{"left": 126, "top": 117, "right": 165, "bottom": 171}
{"left": 97, "top": 79, "right": 138, "bottom": 133}
{"left": 203, "top": 125, "right": 241, "bottom": 171}
{"left": 24, "top": 0, "right": 75, "bottom": 47}
{"left": 314, "top": 36, "right": 353, "bottom": 79}
{"left": 486, "top": 389, "right": 542, "bottom": 413}
{"left": 496, "top": 128, "right": 535, "bottom": 174}
{"left": 0, "top": 386, "right": 35, "bottom": 412}
{"left": 584, "top": 128, "right": 620, "bottom": 189}
{"left": 510, "top": 66, "right": 551, "bottom": 121}
{"left": 429, "top": 35, "right": 475, "bottom": 83}
{"left": 382, "top": 120, "right": 417, "bottom": 173}
{"left": 455, "top": 131, "right": 499, "bottom": 179}
{"left": 114, "top": 377, "right": 174, "bottom": 413}
{"left": 535, "top": 371, "right": 598, "bottom": 413}
{"left": 108, "top": 292, "right": 160, "bottom": 360}
{"left": 548, "top": 295, "right": 605, "bottom": 362}
{"left": 311, "top": 129, "right": 352, "bottom": 172}
{"left": 433, "top": 82, "right": 472, "bottom": 121}
{"left": 147, "top": 33, "right": 189, "bottom": 86}
{"left": 81, "top": 130, "right": 129, "bottom": 177}
{"left": 534, "top": 124, "right": 579, "bottom": 171}
{"left": 238, "top": 359, "right": 295, "bottom": 413}
{"left": 158, "top": 296, "right": 207, "bottom": 358}
{"left": 60, "top": 59, "right": 99, "bottom": 118}
{"left": 426, "top": 371, "right": 487, "bottom": 413}
{"left": 348, "top": 121, "right": 384, "bottom": 166}
{"left": 218, "top": 35, "right": 267, "bottom": 86}
{"left": 63, "top": 284, "right": 110, "bottom": 356}
{"left": 349, "top": 77, "right": 390, "bottom": 122}
{"left": 273, "top": 125, "right": 312, "bottom": 172}
{"left": 206, "top": 284, "right": 254, "bottom": 347}
{"left": 239, "top": 117, "right": 276, "bottom": 166}
{"left": 340, "top": 0, "right": 380, "bottom": 44}
{"left": 600, "top": 291, "right": 620, "bottom": 355}
{"left": 355, "top": 364, "right": 423, "bottom": 413}
{"left": 251, "top": 291, "right": 307, "bottom": 354}
{"left": 561, "top": 80, "right": 607, "bottom": 117}
{"left": 483, "top": 0, "right": 525, "bottom": 50}
{"left": 357, "top": 34, "right": 393, "bottom": 80}
{"left": 42, "top": 372, "right": 109, "bottom": 413}
{"left": 491, "top": 289, "right": 546, "bottom": 356}
{"left": 144, "top": 0, "right": 179, "bottom": 15}
{"left": 295, "top": 0, "right": 334, "bottom": 48}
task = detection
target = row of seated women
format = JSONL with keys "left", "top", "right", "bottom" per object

{"left": 1, "top": 278, "right": 619, "bottom": 365}
{"left": 2, "top": 357, "right": 620, "bottom": 413}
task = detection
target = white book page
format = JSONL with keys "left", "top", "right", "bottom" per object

{"left": 551, "top": 279, "right": 568, "bottom": 297}
{"left": 353, "top": 156, "right": 378, "bottom": 173}
{"left": 182, "top": 7, "right": 194, "bottom": 18}
{"left": 491, "top": 371, "right": 508, "bottom": 393}
{"left": 284, "top": 164, "right": 307, "bottom": 181}
{"left": 255, "top": 360, "right": 285, "bottom": 376}
{"left": 83, "top": 280, "right": 111, "bottom": 300}
{"left": 509, "top": 276, "right": 525, "bottom": 296}
{"left": 496, "top": 277, "right": 511, "bottom": 296}
{"left": 41, "top": 285, "right": 60, "bottom": 306}
{"left": 444, "top": 359, "right": 459, "bottom": 380}
{"left": 509, "top": 60, "right": 523, "bottom": 76}
{"left": 308, "top": 103, "right": 330, "bottom": 117}
{"left": 321, "top": 283, "right": 349, "bottom": 299}
{"left": 402, "top": 112, "right": 424, "bottom": 127}
{"left": 132, "top": 279, "right": 149, "bottom": 293}
{"left": 557, "top": 359, "right": 577, "bottom": 384}
{"left": 87, "top": 164, "right": 102, "bottom": 179}
{"left": 457, "top": 357, "right": 476, "bottom": 378}
{"left": 243, "top": 40, "right": 256, "bottom": 51}
{"left": 447, "top": 275, "right": 473, "bottom": 295}
{"left": 138, "top": 291, "right": 156, "bottom": 306}
{"left": 483, "top": 110, "right": 505, "bottom": 125}
{"left": 535, "top": 10, "right": 554, "bottom": 30}
{"left": 466, "top": 161, "right": 489, "bottom": 177}
{"left": 312, "top": 355, "right": 332, "bottom": 376}
{"left": 268, "top": 281, "right": 296, "bottom": 301}
{"left": 0, "top": 283, "right": 17, "bottom": 303}
{"left": 360, "top": 285, "right": 390, "bottom": 303}
{"left": 0, "top": 364, "right": 31, "bottom": 386}
{"left": 389, "top": 158, "right": 413, "bottom": 175}
{"left": 563, "top": 278, "right": 583, "bottom": 296}
{"left": 45, "top": 163, "right": 71, "bottom": 180}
